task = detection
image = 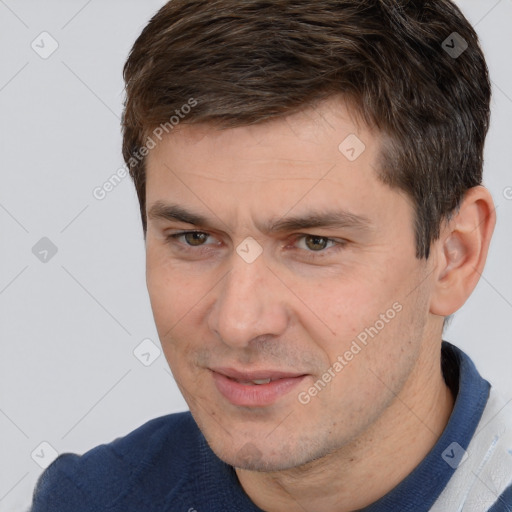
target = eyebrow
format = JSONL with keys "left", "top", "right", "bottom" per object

{"left": 147, "top": 201, "right": 373, "bottom": 234}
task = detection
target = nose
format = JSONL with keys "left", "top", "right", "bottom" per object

{"left": 208, "top": 251, "right": 289, "bottom": 349}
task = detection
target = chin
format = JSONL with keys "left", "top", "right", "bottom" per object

{"left": 229, "top": 449, "right": 300, "bottom": 472}
{"left": 207, "top": 433, "right": 320, "bottom": 472}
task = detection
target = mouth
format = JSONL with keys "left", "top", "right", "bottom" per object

{"left": 210, "top": 367, "right": 308, "bottom": 407}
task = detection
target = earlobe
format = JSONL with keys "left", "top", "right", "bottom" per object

{"left": 430, "top": 186, "right": 496, "bottom": 317}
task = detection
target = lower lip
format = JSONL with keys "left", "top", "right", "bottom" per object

{"left": 212, "top": 372, "right": 307, "bottom": 407}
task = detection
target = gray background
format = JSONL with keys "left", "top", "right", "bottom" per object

{"left": 0, "top": 1, "right": 511, "bottom": 510}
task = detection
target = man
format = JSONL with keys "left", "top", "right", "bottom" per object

{"left": 31, "top": 0, "right": 512, "bottom": 510}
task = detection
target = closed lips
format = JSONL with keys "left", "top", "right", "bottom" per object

{"left": 211, "top": 368, "right": 307, "bottom": 383}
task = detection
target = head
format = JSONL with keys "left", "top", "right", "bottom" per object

{"left": 122, "top": 0, "right": 495, "bottom": 471}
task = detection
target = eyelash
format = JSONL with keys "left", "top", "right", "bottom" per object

{"left": 165, "top": 231, "right": 347, "bottom": 260}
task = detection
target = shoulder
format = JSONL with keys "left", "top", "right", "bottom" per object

{"left": 31, "top": 411, "right": 201, "bottom": 512}
{"left": 432, "top": 386, "right": 512, "bottom": 511}
{"left": 431, "top": 344, "right": 512, "bottom": 511}
{"left": 468, "top": 386, "right": 512, "bottom": 510}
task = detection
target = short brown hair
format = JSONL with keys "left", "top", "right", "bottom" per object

{"left": 122, "top": 0, "right": 491, "bottom": 259}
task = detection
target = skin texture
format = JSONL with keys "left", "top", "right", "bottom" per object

{"left": 144, "top": 97, "right": 495, "bottom": 512}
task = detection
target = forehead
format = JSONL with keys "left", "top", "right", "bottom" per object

{"left": 146, "top": 97, "right": 381, "bottom": 181}
{"left": 143, "top": 97, "right": 411, "bottom": 231}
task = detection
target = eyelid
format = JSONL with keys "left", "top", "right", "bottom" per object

{"left": 289, "top": 234, "right": 347, "bottom": 254}
{"left": 167, "top": 230, "right": 218, "bottom": 245}
{"left": 290, "top": 233, "right": 344, "bottom": 244}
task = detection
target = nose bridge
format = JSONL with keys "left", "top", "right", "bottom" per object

{"left": 209, "top": 251, "right": 287, "bottom": 347}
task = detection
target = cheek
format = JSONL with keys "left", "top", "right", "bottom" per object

{"left": 146, "top": 249, "right": 202, "bottom": 338}
{"left": 290, "top": 263, "right": 416, "bottom": 385}
{"left": 146, "top": 260, "right": 207, "bottom": 384}
{"left": 288, "top": 273, "right": 385, "bottom": 349}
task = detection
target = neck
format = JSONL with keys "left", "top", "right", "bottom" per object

{"left": 235, "top": 343, "right": 455, "bottom": 512}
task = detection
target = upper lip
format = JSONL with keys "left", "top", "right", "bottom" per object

{"left": 211, "top": 367, "right": 307, "bottom": 381}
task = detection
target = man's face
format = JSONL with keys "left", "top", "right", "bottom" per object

{"left": 145, "top": 98, "right": 436, "bottom": 471}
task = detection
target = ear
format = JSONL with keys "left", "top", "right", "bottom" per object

{"left": 429, "top": 186, "right": 496, "bottom": 317}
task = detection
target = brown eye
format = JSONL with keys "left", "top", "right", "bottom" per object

{"left": 183, "top": 232, "right": 209, "bottom": 246}
{"left": 304, "top": 235, "right": 330, "bottom": 251}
